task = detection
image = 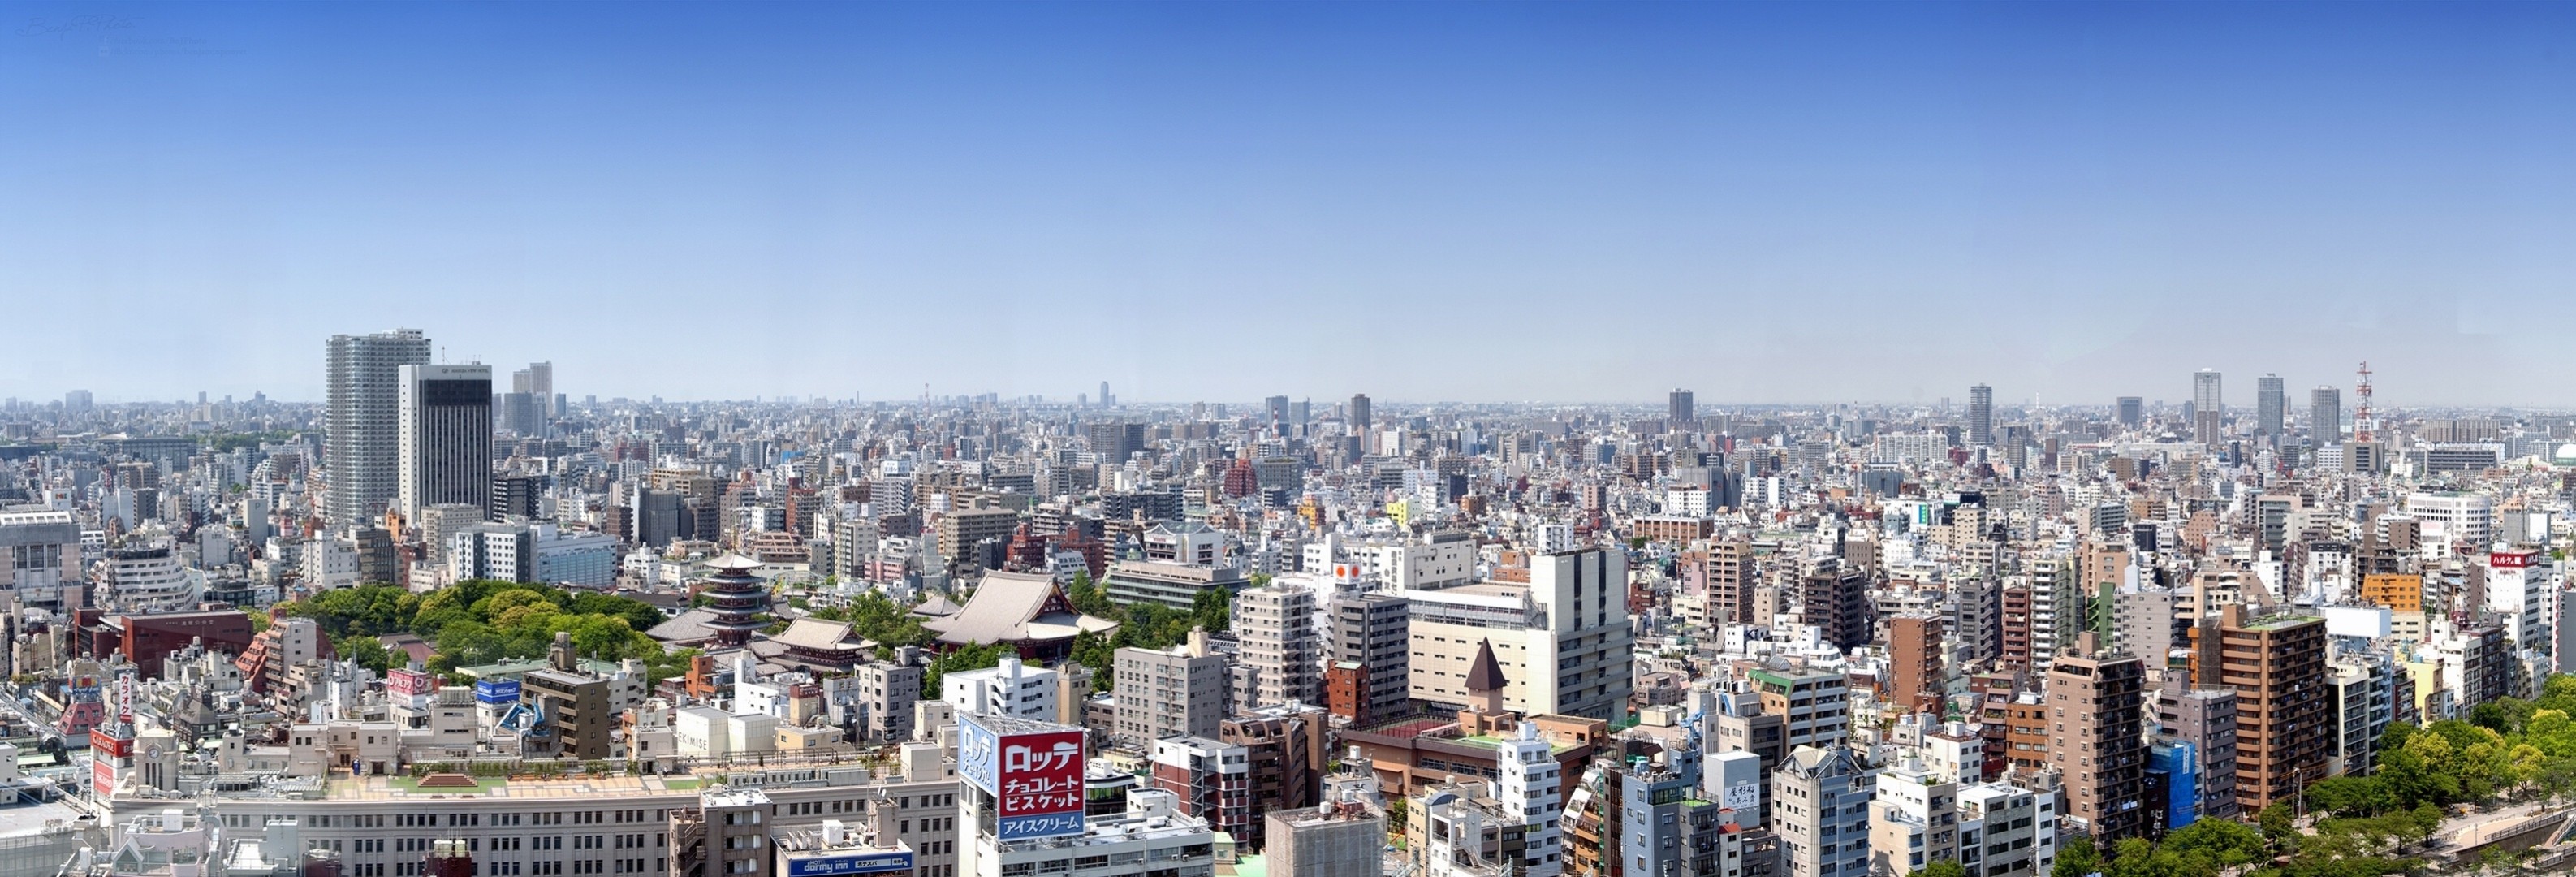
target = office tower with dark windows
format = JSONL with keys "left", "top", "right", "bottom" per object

{"left": 2116, "top": 396, "right": 2142, "bottom": 426}
{"left": 1967, "top": 384, "right": 1994, "bottom": 446}
{"left": 1669, "top": 389, "right": 1695, "bottom": 426}
{"left": 325, "top": 329, "right": 432, "bottom": 525}
{"left": 396, "top": 364, "right": 494, "bottom": 521}
{"left": 1265, "top": 395, "right": 1290, "bottom": 426}
{"left": 2256, "top": 374, "right": 2286, "bottom": 436}
{"left": 2311, "top": 387, "right": 2341, "bottom": 444}
{"left": 1348, "top": 393, "right": 1370, "bottom": 431}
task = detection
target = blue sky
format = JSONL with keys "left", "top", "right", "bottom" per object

{"left": 2, "top": 2, "right": 2570, "bottom": 407}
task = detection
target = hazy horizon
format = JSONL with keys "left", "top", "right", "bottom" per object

{"left": 6, "top": 3, "right": 2571, "bottom": 406}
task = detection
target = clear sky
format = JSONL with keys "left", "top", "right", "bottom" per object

{"left": 2, "top": 2, "right": 2571, "bottom": 408}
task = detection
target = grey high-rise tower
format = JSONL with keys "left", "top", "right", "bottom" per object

{"left": 326, "top": 330, "right": 432, "bottom": 525}
{"left": 1348, "top": 393, "right": 1370, "bottom": 431}
{"left": 2311, "top": 387, "right": 2341, "bottom": 444}
{"left": 1966, "top": 384, "right": 1994, "bottom": 446}
{"left": 2193, "top": 369, "right": 2224, "bottom": 444}
{"left": 2256, "top": 374, "right": 2285, "bottom": 436}
{"left": 2116, "top": 396, "right": 2143, "bottom": 426}
{"left": 398, "top": 364, "right": 494, "bottom": 521}
{"left": 1669, "top": 389, "right": 1695, "bottom": 426}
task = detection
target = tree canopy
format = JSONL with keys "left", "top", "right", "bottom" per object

{"left": 277, "top": 581, "right": 695, "bottom": 683}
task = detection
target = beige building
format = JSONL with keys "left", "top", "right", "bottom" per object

{"left": 1405, "top": 547, "right": 1631, "bottom": 720}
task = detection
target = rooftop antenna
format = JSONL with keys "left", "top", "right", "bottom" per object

{"left": 2353, "top": 362, "right": 2375, "bottom": 443}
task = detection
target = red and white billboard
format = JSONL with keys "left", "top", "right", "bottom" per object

{"left": 958, "top": 714, "right": 1086, "bottom": 840}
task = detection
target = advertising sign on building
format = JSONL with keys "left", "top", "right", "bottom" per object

{"left": 475, "top": 679, "right": 522, "bottom": 705}
{"left": 784, "top": 852, "right": 913, "bottom": 877}
{"left": 958, "top": 714, "right": 1087, "bottom": 840}
{"left": 389, "top": 667, "right": 434, "bottom": 698}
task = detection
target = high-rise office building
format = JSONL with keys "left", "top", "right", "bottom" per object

{"left": 325, "top": 329, "right": 432, "bottom": 525}
{"left": 2256, "top": 374, "right": 2286, "bottom": 436}
{"left": 1669, "top": 389, "right": 1695, "bottom": 426}
{"left": 2311, "top": 387, "right": 2341, "bottom": 444}
{"left": 397, "top": 364, "right": 494, "bottom": 521}
{"left": 1348, "top": 393, "right": 1371, "bottom": 431}
{"left": 1265, "top": 395, "right": 1290, "bottom": 426}
{"left": 1098, "top": 381, "right": 1114, "bottom": 407}
{"left": 2193, "top": 369, "right": 2224, "bottom": 444}
{"left": 1967, "top": 384, "right": 1994, "bottom": 446}
{"left": 2116, "top": 396, "right": 2142, "bottom": 426}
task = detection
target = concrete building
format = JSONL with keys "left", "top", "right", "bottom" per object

{"left": 1405, "top": 547, "right": 1631, "bottom": 720}
{"left": 1957, "top": 781, "right": 2057, "bottom": 877}
{"left": 1329, "top": 591, "right": 1410, "bottom": 726}
{"left": 2157, "top": 685, "right": 2242, "bottom": 821}
{"left": 941, "top": 655, "right": 1059, "bottom": 722}
{"left": 1750, "top": 667, "right": 1850, "bottom": 754}
{"left": 1867, "top": 758, "right": 1957, "bottom": 877}
{"left": 1888, "top": 613, "right": 1944, "bottom": 714}
{"left": 395, "top": 363, "right": 493, "bottom": 522}
{"left": 1774, "top": 745, "right": 1873, "bottom": 877}
{"left": 326, "top": 329, "right": 432, "bottom": 525}
{"left": 852, "top": 661, "right": 923, "bottom": 742}
{"left": 0, "top": 509, "right": 80, "bottom": 606}
{"left": 2044, "top": 635, "right": 2147, "bottom": 842}
{"left": 1266, "top": 802, "right": 1386, "bottom": 877}
{"left": 1113, "top": 631, "right": 1230, "bottom": 745}
{"left": 2194, "top": 605, "right": 2328, "bottom": 814}
{"left": 1235, "top": 583, "right": 1320, "bottom": 711}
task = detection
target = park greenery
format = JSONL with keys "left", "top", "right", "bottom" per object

{"left": 275, "top": 581, "right": 697, "bottom": 683}
{"left": 1061, "top": 570, "right": 1235, "bottom": 693}
{"left": 800, "top": 589, "right": 935, "bottom": 653}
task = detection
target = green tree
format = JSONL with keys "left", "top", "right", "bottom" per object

{"left": 1909, "top": 862, "right": 1968, "bottom": 877}
{"left": 1191, "top": 586, "right": 1232, "bottom": 633}
{"left": 335, "top": 633, "right": 397, "bottom": 674}
{"left": 2053, "top": 836, "right": 2099, "bottom": 877}
{"left": 2259, "top": 801, "right": 2296, "bottom": 844}
{"left": 924, "top": 642, "right": 1013, "bottom": 693}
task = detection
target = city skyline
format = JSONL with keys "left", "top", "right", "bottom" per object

{"left": 7, "top": 3, "right": 2573, "bottom": 404}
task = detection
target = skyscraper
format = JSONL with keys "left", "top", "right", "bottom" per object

{"left": 2116, "top": 396, "right": 2143, "bottom": 426}
{"left": 2311, "top": 387, "right": 2341, "bottom": 444}
{"left": 1233, "top": 583, "right": 1319, "bottom": 711}
{"left": 2256, "top": 374, "right": 2286, "bottom": 436}
{"left": 1348, "top": 393, "right": 1370, "bottom": 431}
{"left": 1264, "top": 395, "right": 1290, "bottom": 426}
{"left": 325, "top": 329, "right": 432, "bottom": 525}
{"left": 1966, "top": 384, "right": 1994, "bottom": 446}
{"left": 1098, "top": 381, "right": 1113, "bottom": 408}
{"left": 397, "top": 364, "right": 494, "bottom": 521}
{"left": 2193, "top": 369, "right": 2224, "bottom": 445}
{"left": 1669, "top": 389, "right": 1695, "bottom": 426}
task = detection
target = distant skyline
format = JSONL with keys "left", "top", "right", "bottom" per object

{"left": 4, "top": 3, "right": 2572, "bottom": 405}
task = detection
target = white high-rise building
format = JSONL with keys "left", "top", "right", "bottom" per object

{"left": 1495, "top": 721, "right": 1564, "bottom": 877}
{"left": 943, "top": 655, "right": 1059, "bottom": 721}
{"left": 1233, "top": 582, "right": 1320, "bottom": 711}
{"left": 396, "top": 363, "right": 494, "bottom": 522}
{"left": 325, "top": 330, "right": 431, "bottom": 525}
{"left": 2406, "top": 491, "right": 2494, "bottom": 555}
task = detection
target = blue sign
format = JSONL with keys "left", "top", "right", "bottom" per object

{"left": 786, "top": 853, "right": 913, "bottom": 876}
{"left": 475, "top": 680, "right": 522, "bottom": 705}
{"left": 956, "top": 714, "right": 1000, "bottom": 796}
{"left": 997, "top": 813, "right": 1085, "bottom": 841}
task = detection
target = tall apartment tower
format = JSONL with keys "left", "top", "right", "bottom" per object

{"left": 1234, "top": 584, "right": 1320, "bottom": 711}
{"left": 2194, "top": 605, "right": 2328, "bottom": 814}
{"left": 1888, "top": 613, "right": 1944, "bottom": 714}
{"left": 2256, "top": 374, "right": 2286, "bottom": 436}
{"left": 1348, "top": 393, "right": 1371, "bottom": 431}
{"left": 1495, "top": 722, "right": 1564, "bottom": 877}
{"left": 1966, "top": 384, "right": 1995, "bottom": 446}
{"left": 2193, "top": 369, "right": 2224, "bottom": 445}
{"left": 2116, "top": 396, "right": 2143, "bottom": 427}
{"left": 1669, "top": 389, "right": 1695, "bottom": 426}
{"left": 2311, "top": 387, "right": 2342, "bottom": 444}
{"left": 324, "top": 329, "right": 431, "bottom": 525}
{"left": 2045, "top": 633, "right": 2147, "bottom": 842}
{"left": 1113, "top": 631, "right": 1231, "bottom": 745}
{"left": 1328, "top": 591, "right": 1410, "bottom": 725}
{"left": 397, "top": 364, "right": 494, "bottom": 522}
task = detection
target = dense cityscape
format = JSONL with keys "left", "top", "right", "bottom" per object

{"left": 0, "top": 330, "right": 2562, "bottom": 877}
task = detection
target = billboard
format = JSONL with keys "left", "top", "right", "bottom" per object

{"left": 784, "top": 852, "right": 913, "bottom": 877}
{"left": 958, "top": 715, "right": 1086, "bottom": 840}
{"left": 476, "top": 679, "right": 522, "bottom": 705}
{"left": 389, "top": 668, "right": 434, "bottom": 698}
